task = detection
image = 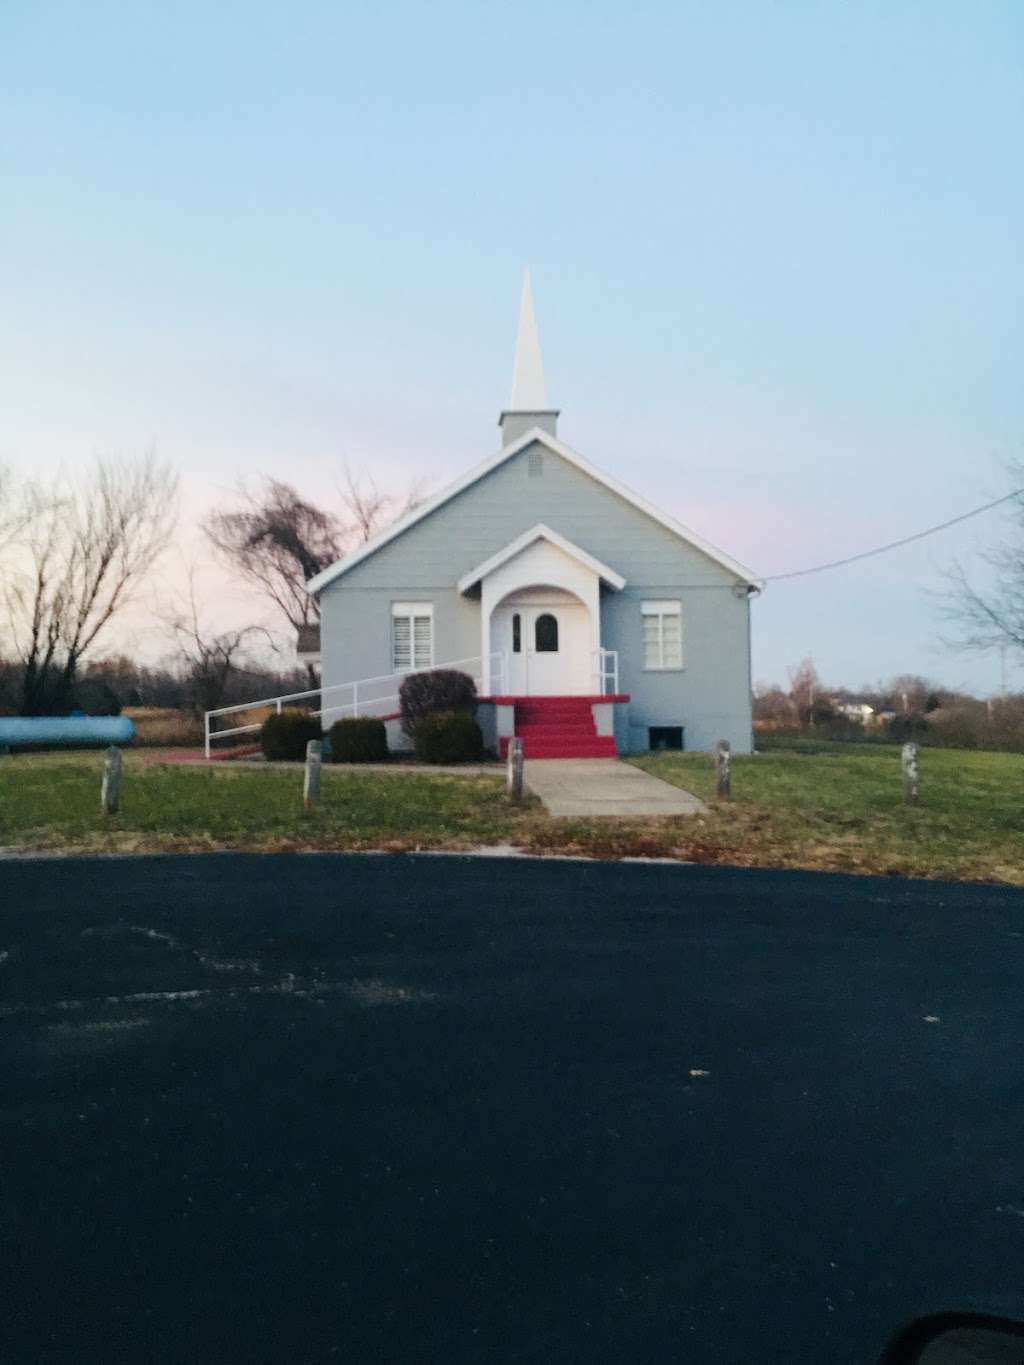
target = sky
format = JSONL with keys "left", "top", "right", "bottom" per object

{"left": 2, "top": 1, "right": 1023, "bottom": 692}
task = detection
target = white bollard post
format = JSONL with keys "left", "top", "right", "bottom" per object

{"left": 304, "top": 739, "right": 322, "bottom": 811}
{"left": 507, "top": 737, "right": 524, "bottom": 801}
{"left": 902, "top": 742, "right": 919, "bottom": 805}
{"left": 714, "top": 739, "right": 731, "bottom": 800}
{"left": 101, "top": 746, "right": 123, "bottom": 815}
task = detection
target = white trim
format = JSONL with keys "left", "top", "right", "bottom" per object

{"left": 391, "top": 601, "right": 434, "bottom": 616}
{"left": 306, "top": 427, "right": 760, "bottom": 595}
{"left": 641, "top": 598, "right": 681, "bottom": 614}
{"left": 457, "top": 524, "right": 625, "bottom": 594}
{"left": 391, "top": 603, "right": 434, "bottom": 672}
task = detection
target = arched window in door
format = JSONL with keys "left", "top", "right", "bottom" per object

{"left": 535, "top": 613, "right": 559, "bottom": 652}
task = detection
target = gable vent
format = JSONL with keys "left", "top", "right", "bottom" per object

{"left": 528, "top": 449, "right": 544, "bottom": 478}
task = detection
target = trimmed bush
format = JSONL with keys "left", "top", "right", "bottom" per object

{"left": 260, "top": 710, "right": 322, "bottom": 761}
{"left": 329, "top": 717, "right": 388, "bottom": 763}
{"left": 400, "top": 669, "right": 477, "bottom": 737}
{"left": 413, "top": 710, "right": 484, "bottom": 764}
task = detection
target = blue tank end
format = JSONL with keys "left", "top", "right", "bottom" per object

{"left": 0, "top": 716, "right": 137, "bottom": 750}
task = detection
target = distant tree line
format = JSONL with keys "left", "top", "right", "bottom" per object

{"left": 0, "top": 653, "right": 310, "bottom": 720}
{"left": 754, "top": 661, "right": 1024, "bottom": 752}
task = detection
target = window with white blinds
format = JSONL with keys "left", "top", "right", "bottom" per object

{"left": 641, "top": 600, "right": 683, "bottom": 669}
{"left": 391, "top": 603, "right": 434, "bottom": 672}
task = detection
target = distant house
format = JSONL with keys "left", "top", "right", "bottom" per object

{"left": 835, "top": 702, "right": 875, "bottom": 725}
{"left": 304, "top": 274, "right": 760, "bottom": 756}
{"left": 296, "top": 623, "right": 321, "bottom": 669}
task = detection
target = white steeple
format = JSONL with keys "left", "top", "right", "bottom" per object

{"left": 509, "top": 267, "right": 548, "bottom": 409}
{"left": 499, "top": 267, "right": 559, "bottom": 446}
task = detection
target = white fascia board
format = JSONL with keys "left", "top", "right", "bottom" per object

{"left": 306, "top": 426, "right": 761, "bottom": 596}
{"left": 457, "top": 524, "right": 626, "bottom": 594}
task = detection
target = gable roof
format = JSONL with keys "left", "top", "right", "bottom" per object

{"left": 457, "top": 524, "right": 627, "bottom": 594}
{"left": 306, "top": 427, "right": 760, "bottom": 596}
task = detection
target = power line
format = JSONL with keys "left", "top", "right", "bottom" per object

{"left": 763, "top": 487, "right": 1024, "bottom": 584}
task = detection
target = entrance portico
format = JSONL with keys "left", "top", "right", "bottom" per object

{"left": 491, "top": 587, "right": 591, "bottom": 695}
{"left": 457, "top": 524, "right": 626, "bottom": 696}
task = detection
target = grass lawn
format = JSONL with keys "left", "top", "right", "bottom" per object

{"left": 629, "top": 744, "right": 1024, "bottom": 885}
{"left": 0, "top": 745, "right": 1021, "bottom": 884}
{"left": 0, "top": 752, "right": 544, "bottom": 855}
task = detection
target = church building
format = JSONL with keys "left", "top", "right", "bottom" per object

{"left": 306, "top": 273, "right": 759, "bottom": 756}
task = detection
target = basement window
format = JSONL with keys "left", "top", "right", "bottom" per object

{"left": 649, "top": 726, "right": 683, "bottom": 752}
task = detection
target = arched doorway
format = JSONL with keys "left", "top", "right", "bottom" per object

{"left": 491, "top": 586, "right": 591, "bottom": 695}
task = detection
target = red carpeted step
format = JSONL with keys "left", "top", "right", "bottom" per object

{"left": 516, "top": 717, "right": 596, "bottom": 727}
{"left": 516, "top": 700, "right": 594, "bottom": 709}
{"left": 516, "top": 718, "right": 597, "bottom": 732}
{"left": 501, "top": 735, "right": 617, "bottom": 759}
{"left": 516, "top": 723, "right": 597, "bottom": 737}
{"left": 516, "top": 720, "right": 598, "bottom": 731}
{"left": 515, "top": 699, "right": 595, "bottom": 710}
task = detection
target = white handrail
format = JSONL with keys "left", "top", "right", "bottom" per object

{"left": 204, "top": 653, "right": 506, "bottom": 758}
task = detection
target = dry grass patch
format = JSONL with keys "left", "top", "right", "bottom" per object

{"left": 626, "top": 745, "right": 1024, "bottom": 884}
{"left": 123, "top": 708, "right": 203, "bottom": 748}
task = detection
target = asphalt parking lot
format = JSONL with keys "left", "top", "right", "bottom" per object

{"left": 2, "top": 853, "right": 1022, "bottom": 1363}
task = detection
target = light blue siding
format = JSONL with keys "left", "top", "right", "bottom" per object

{"left": 317, "top": 440, "right": 753, "bottom": 751}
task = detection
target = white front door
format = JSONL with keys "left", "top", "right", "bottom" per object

{"left": 525, "top": 607, "right": 563, "bottom": 694}
{"left": 493, "top": 596, "right": 590, "bottom": 695}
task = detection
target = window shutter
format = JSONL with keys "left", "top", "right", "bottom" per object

{"left": 413, "top": 614, "right": 433, "bottom": 668}
{"left": 392, "top": 616, "right": 412, "bottom": 672}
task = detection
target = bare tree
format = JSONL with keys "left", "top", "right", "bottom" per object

{"left": 943, "top": 466, "right": 1024, "bottom": 658}
{"left": 752, "top": 681, "right": 796, "bottom": 725}
{"left": 4, "top": 455, "right": 179, "bottom": 714}
{"left": 204, "top": 470, "right": 427, "bottom": 637}
{"left": 0, "top": 464, "right": 31, "bottom": 554}
{"left": 786, "top": 657, "right": 820, "bottom": 726}
{"left": 338, "top": 465, "right": 426, "bottom": 545}
{"left": 163, "top": 576, "right": 274, "bottom": 715}
{"left": 203, "top": 481, "right": 343, "bottom": 634}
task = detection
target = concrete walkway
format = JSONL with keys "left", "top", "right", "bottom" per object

{"left": 524, "top": 758, "right": 706, "bottom": 818}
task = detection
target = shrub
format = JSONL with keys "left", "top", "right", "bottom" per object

{"left": 75, "top": 679, "right": 123, "bottom": 716}
{"left": 260, "top": 710, "right": 321, "bottom": 761}
{"left": 412, "top": 710, "right": 484, "bottom": 764}
{"left": 886, "top": 713, "right": 929, "bottom": 745}
{"left": 329, "top": 717, "right": 388, "bottom": 763}
{"left": 399, "top": 668, "right": 477, "bottom": 737}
